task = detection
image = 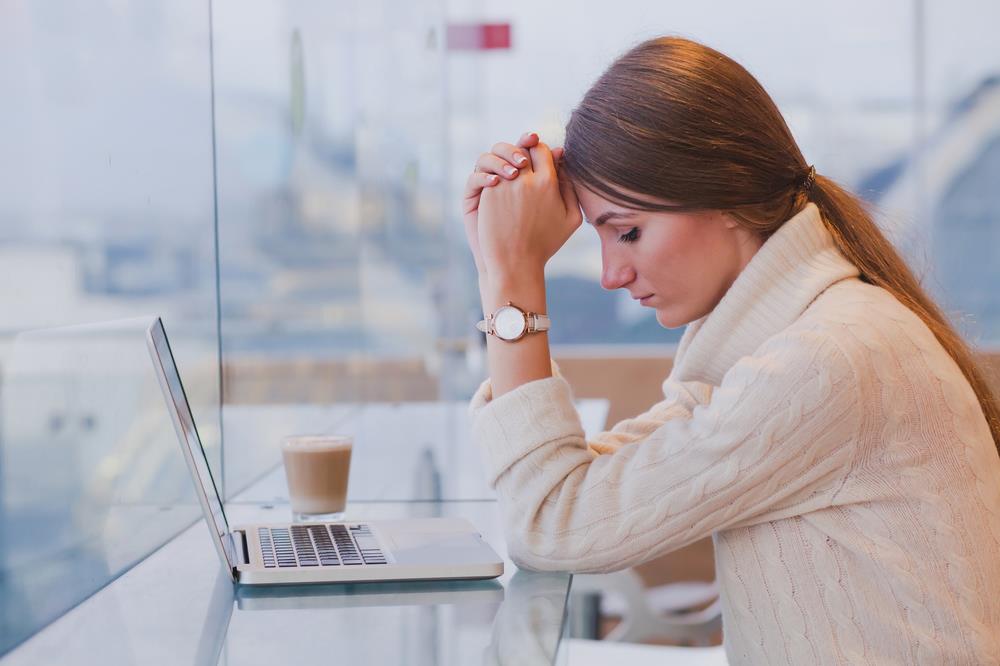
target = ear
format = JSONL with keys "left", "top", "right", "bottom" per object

{"left": 722, "top": 211, "right": 740, "bottom": 230}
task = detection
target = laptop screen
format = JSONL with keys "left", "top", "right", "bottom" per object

{"left": 147, "top": 318, "right": 236, "bottom": 575}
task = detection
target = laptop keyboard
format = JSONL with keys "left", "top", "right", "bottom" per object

{"left": 258, "top": 524, "right": 387, "bottom": 568}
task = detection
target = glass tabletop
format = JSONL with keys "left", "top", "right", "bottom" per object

{"left": 0, "top": 500, "right": 573, "bottom": 666}
{"left": 0, "top": 319, "right": 606, "bottom": 660}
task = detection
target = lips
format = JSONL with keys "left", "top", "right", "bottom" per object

{"left": 634, "top": 293, "right": 654, "bottom": 305}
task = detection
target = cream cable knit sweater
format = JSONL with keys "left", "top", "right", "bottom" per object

{"left": 470, "top": 203, "right": 1000, "bottom": 664}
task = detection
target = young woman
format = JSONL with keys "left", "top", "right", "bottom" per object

{"left": 463, "top": 36, "right": 1000, "bottom": 663}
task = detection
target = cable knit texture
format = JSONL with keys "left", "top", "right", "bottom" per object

{"left": 469, "top": 203, "right": 1000, "bottom": 664}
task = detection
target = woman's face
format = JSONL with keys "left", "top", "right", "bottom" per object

{"left": 575, "top": 184, "right": 764, "bottom": 329}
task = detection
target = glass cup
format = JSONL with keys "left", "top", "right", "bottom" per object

{"left": 280, "top": 434, "right": 353, "bottom": 522}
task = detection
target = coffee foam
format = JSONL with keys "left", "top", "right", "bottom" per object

{"left": 282, "top": 435, "right": 352, "bottom": 452}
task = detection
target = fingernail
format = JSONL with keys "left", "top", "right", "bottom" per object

{"left": 504, "top": 166, "right": 518, "bottom": 177}
{"left": 488, "top": 175, "right": 499, "bottom": 184}
{"left": 514, "top": 155, "right": 528, "bottom": 166}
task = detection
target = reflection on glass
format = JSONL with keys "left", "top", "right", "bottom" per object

{"left": 234, "top": 578, "right": 503, "bottom": 610}
{"left": 0, "top": 2, "right": 220, "bottom": 653}
{"left": 485, "top": 571, "right": 570, "bottom": 666}
{"left": 222, "top": 578, "right": 507, "bottom": 665}
{"left": 0, "top": 319, "right": 204, "bottom": 655}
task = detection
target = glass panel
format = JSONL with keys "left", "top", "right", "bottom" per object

{"left": 922, "top": 0, "right": 1000, "bottom": 343}
{"left": 0, "top": 320, "right": 205, "bottom": 656}
{"left": 213, "top": 0, "right": 452, "bottom": 498}
{"left": 0, "top": 3, "right": 219, "bottom": 655}
{"left": 211, "top": 1, "right": 364, "bottom": 498}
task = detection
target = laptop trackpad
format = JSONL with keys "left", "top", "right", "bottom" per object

{"left": 388, "top": 531, "right": 494, "bottom": 566}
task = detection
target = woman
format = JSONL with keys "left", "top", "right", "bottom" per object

{"left": 463, "top": 36, "right": 1000, "bottom": 663}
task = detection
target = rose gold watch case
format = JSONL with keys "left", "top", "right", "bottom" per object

{"left": 479, "top": 301, "right": 548, "bottom": 342}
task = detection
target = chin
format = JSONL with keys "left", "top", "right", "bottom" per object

{"left": 654, "top": 307, "right": 689, "bottom": 330}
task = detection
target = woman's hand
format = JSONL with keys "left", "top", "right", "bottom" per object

{"left": 476, "top": 140, "right": 581, "bottom": 286}
{"left": 463, "top": 132, "right": 543, "bottom": 276}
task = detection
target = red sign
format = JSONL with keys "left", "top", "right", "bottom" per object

{"left": 446, "top": 23, "right": 511, "bottom": 51}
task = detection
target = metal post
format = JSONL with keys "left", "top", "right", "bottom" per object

{"left": 568, "top": 590, "right": 602, "bottom": 640}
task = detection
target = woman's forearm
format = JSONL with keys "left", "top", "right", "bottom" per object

{"left": 479, "top": 270, "right": 553, "bottom": 397}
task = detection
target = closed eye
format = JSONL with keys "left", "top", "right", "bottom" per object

{"left": 617, "top": 227, "right": 640, "bottom": 244}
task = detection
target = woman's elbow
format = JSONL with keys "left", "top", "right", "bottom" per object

{"left": 506, "top": 537, "right": 562, "bottom": 572}
{"left": 507, "top": 536, "right": 630, "bottom": 575}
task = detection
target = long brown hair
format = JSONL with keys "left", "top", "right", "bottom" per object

{"left": 562, "top": 36, "right": 1000, "bottom": 454}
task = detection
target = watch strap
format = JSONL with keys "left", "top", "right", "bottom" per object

{"left": 527, "top": 313, "right": 550, "bottom": 333}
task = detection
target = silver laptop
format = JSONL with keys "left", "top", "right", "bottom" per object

{"left": 146, "top": 317, "right": 504, "bottom": 585}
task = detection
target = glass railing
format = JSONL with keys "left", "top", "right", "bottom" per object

{"left": 0, "top": 319, "right": 212, "bottom": 655}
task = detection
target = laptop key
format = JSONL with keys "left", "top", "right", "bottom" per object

{"left": 258, "top": 528, "right": 277, "bottom": 567}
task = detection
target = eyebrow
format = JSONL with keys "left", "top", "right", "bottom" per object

{"left": 586, "top": 211, "right": 638, "bottom": 227}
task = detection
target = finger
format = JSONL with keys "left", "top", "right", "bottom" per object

{"left": 512, "top": 132, "right": 539, "bottom": 173}
{"left": 475, "top": 152, "right": 521, "bottom": 180}
{"left": 463, "top": 171, "right": 501, "bottom": 214}
{"left": 490, "top": 141, "right": 532, "bottom": 170}
{"left": 551, "top": 146, "right": 564, "bottom": 165}
{"left": 517, "top": 131, "right": 539, "bottom": 148}
{"left": 515, "top": 132, "right": 539, "bottom": 168}
{"left": 528, "top": 142, "right": 556, "bottom": 179}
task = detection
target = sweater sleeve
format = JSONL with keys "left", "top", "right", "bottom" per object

{"left": 584, "top": 378, "right": 714, "bottom": 455}
{"left": 470, "top": 361, "right": 713, "bottom": 457}
{"left": 469, "top": 328, "right": 861, "bottom": 573}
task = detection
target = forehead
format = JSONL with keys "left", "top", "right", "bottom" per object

{"left": 573, "top": 180, "right": 697, "bottom": 225}
{"left": 574, "top": 184, "right": 620, "bottom": 209}
{"left": 574, "top": 185, "right": 632, "bottom": 223}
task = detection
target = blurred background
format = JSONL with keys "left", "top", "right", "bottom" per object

{"left": 1, "top": 0, "right": 998, "bottom": 656}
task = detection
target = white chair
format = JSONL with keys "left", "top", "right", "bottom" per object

{"left": 571, "top": 569, "right": 722, "bottom": 644}
{"left": 561, "top": 575, "right": 729, "bottom": 663}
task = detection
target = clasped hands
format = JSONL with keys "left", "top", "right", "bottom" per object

{"left": 462, "top": 132, "right": 583, "bottom": 290}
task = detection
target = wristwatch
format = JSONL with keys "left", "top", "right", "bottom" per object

{"left": 476, "top": 302, "right": 551, "bottom": 342}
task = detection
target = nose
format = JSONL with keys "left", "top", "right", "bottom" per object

{"left": 600, "top": 245, "right": 636, "bottom": 291}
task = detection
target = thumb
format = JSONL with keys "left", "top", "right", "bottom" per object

{"left": 558, "top": 169, "right": 581, "bottom": 223}
{"left": 551, "top": 146, "right": 580, "bottom": 220}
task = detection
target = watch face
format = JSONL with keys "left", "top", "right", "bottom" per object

{"left": 493, "top": 305, "right": 527, "bottom": 340}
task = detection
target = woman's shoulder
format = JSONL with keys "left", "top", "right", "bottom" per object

{"left": 794, "top": 277, "right": 959, "bottom": 379}
{"left": 803, "top": 277, "right": 933, "bottom": 337}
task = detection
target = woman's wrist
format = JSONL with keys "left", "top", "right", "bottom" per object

{"left": 479, "top": 267, "right": 547, "bottom": 315}
{"left": 478, "top": 266, "right": 553, "bottom": 398}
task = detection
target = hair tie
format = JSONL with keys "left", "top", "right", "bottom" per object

{"left": 800, "top": 165, "right": 817, "bottom": 193}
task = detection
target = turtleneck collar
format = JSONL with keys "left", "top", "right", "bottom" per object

{"left": 668, "top": 202, "right": 861, "bottom": 387}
